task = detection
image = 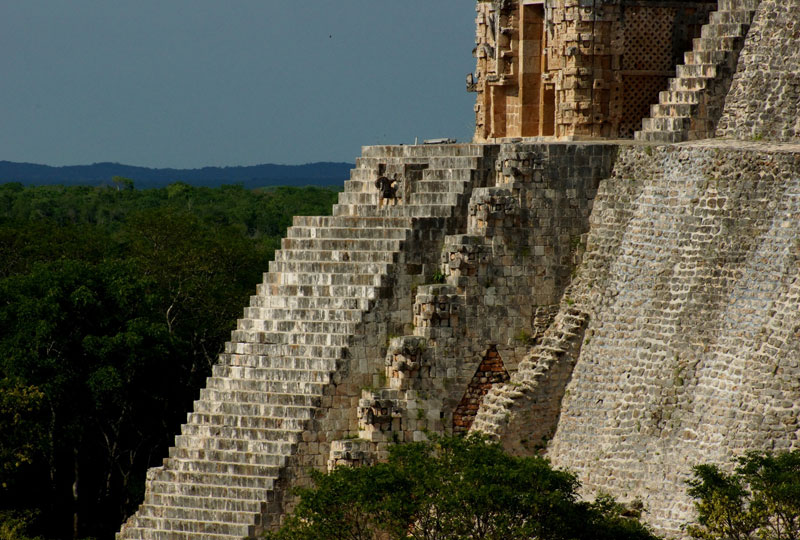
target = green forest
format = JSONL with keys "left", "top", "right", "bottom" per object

{"left": 0, "top": 181, "right": 339, "bottom": 540}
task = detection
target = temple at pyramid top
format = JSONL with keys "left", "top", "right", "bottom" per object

{"left": 470, "top": 0, "right": 756, "bottom": 142}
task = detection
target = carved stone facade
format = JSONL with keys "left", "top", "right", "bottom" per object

{"left": 471, "top": 0, "right": 715, "bottom": 141}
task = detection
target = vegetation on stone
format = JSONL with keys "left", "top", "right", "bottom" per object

{"left": 0, "top": 182, "right": 338, "bottom": 539}
{"left": 686, "top": 450, "right": 800, "bottom": 540}
{"left": 265, "top": 435, "right": 660, "bottom": 540}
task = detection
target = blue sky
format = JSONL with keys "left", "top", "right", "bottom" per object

{"left": 0, "top": 1, "right": 476, "bottom": 168}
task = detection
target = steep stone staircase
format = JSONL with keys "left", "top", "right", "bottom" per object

{"left": 471, "top": 305, "right": 589, "bottom": 448}
{"left": 117, "top": 144, "right": 489, "bottom": 539}
{"left": 634, "top": 0, "right": 760, "bottom": 143}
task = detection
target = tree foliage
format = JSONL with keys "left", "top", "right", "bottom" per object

{"left": 0, "top": 182, "right": 338, "bottom": 539}
{"left": 686, "top": 450, "right": 800, "bottom": 540}
{"left": 266, "top": 435, "right": 660, "bottom": 540}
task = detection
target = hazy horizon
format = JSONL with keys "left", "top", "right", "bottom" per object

{"left": 1, "top": 1, "right": 475, "bottom": 169}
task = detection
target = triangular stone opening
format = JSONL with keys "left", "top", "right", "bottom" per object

{"left": 453, "top": 345, "right": 510, "bottom": 433}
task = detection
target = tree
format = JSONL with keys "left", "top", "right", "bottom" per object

{"left": 0, "top": 183, "right": 339, "bottom": 539}
{"left": 686, "top": 450, "right": 800, "bottom": 540}
{"left": 0, "top": 379, "right": 46, "bottom": 492}
{"left": 111, "top": 176, "right": 134, "bottom": 191}
{"left": 266, "top": 435, "right": 660, "bottom": 540}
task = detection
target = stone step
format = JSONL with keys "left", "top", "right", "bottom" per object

{"left": 658, "top": 89, "right": 701, "bottom": 104}
{"left": 236, "top": 316, "right": 346, "bottom": 333}
{"left": 205, "top": 370, "right": 331, "bottom": 389}
{"left": 411, "top": 180, "right": 471, "bottom": 193}
{"left": 202, "top": 389, "right": 319, "bottom": 410}
{"left": 669, "top": 76, "right": 710, "bottom": 92}
{"left": 217, "top": 356, "right": 340, "bottom": 375}
{"left": 344, "top": 168, "right": 379, "bottom": 182}
{"left": 342, "top": 177, "right": 471, "bottom": 194}
{"left": 242, "top": 306, "right": 362, "bottom": 324}
{"left": 237, "top": 315, "right": 354, "bottom": 333}
{"left": 692, "top": 35, "right": 741, "bottom": 52}
{"left": 274, "top": 248, "right": 397, "bottom": 264}
{"left": 633, "top": 130, "right": 686, "bottom": 143}
{"left": 222, "top": 340, "right": 345, "bottom": 359}
{"left": 119, "top": 525, "right": 243, "bottom": 540}
{"left": 717, "top": 0, "right": 759, "bottom": 12}
{"left": 191, "top": 400, "right": 315, "bottom": 421}
{"left": 168, "top": 447, "right": 287, "bottom": 468}
{"left": 641, "top": 117, "right": 689, "bottom": 132}
{"left": 230, "top": 328, "right": 351, "bottom": 350}
{"left": 123, "top": 513, "right": 251, "bottom": 536}
{"left": 280, "top": 237, "right": 402, "bottom": 251}
{"left": 174, "top": 433, "right": 295, "bottom": 454}
{"left": 335, "top": 192, "right": 381, "bottom": 205}
{"left": 291, "top": 215, "right": 412, "bottom": 229}
{"left": 251, "top": 292, "right": 373, "bottom": 310}
{"left": 336, "top": 191, "right": 465, "bottom": 207}
{"left": 409, "top": 192, "right": 462, "bottom": 206}
{"left": 345, "top": 166, "right": 476, "bottom": 183}
{"left": 264, "top": 271, "right": 383, "bottom": 288}
{"left": 147, "top": 480, "right": 271, "bottom": 502}
{"left": 355, "top": 155, "right": 483, "bottom": 169}
{"left": 181, "top": 418, "right": 304, "bottom": 437}
{"left": 267, "top": 260, "right": 391, "bottom": 276}
{"left": 334, "top": 204, "right": 455, "bottom": 218}
{"left": 153, "top": 467, "right": 276, "bottom": 490}
{"left": 709, "top": 9, "right": 755, "bottom": 25}
{"left": 199, "top": 385, "right": 325, "bottom": 404}
{"left": 238, "top": 318, "right": 358, "bottom": 336}
{"left": 684, "top": 49, "right": 729, "bottom": 66}
{"left": 353, "top": 157, "right": 431, "bottom": 168}
{"left": 231, "top": 329, "right": 352, "bottom": 347}
{"left": 222, "top": 343, "right": 344, "bottom": 361}
{"left": 145, "top": 493, "right": 263, "bottom": 515}
{"left": 675, "top": 63, "right": 718, "bottom": 79}
{"left": 164, "top": 457, "right": 282, "bottom": 479}
{"left": 650, "top": 102, "right": 695, "bottom": 118}
{"left": 700, "top": 21, "right": 747, "bottom": 39}
{"left": 360, "top": 143, "right": 484, "bottom": 158}
{"left": 256, "top": 282, "right": 382, "bottom": 299}
{"left": 286, "top": 225, "right": 408, "bottom": 240}
{"left": 423, "top": 168, "right": 478, "bottom": 181}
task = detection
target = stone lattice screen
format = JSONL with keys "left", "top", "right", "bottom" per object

{"left": 619, "top": 5, "right": 677, "bottom": 137}
{"left": 618, "top": 3, "right": 711, "bottom": 138}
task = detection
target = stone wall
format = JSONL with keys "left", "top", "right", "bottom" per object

{"left": 353, "top": 142, "right": 618, "bottom": 459}
{"left": 474, "top": 141, "right": 800, "bottom": 537}
{"left": 716, "top": 0, "right": 800, "bottom": 141}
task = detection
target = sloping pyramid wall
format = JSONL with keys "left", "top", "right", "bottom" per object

{"left": 474, "top": 1, "right": 800, "bottom": 534}
{"left": 475, "top": 140, "right": 800, "bottom": 536}
{"left": 716, "top": 0, "right": 800, "bottom": 141}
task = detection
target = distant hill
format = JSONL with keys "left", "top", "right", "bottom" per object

{"left": 0, "top": 160, "right": 354, "bottom": 189}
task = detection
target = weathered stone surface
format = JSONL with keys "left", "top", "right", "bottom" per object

{"left": 716, "top": 0, "right": 800, "bottom": 141}
{"left": 121, "top": 138, "right": 800, "bottom": 539}
{"left": 474, "top": 141, "right": 800, "bottom": 537}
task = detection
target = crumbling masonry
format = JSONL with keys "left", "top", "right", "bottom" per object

{"left": 119, "top": 0, "right": 800, "bottom": 538}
